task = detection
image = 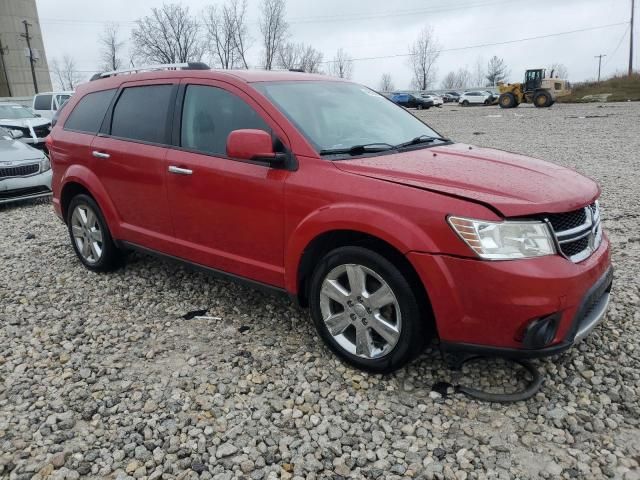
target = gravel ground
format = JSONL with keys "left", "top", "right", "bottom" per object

{"left": 1, "top": 102, "right": 639, "bottom": 480}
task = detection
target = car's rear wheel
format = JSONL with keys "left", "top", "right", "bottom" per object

{"left": 67, "top": 194, "right": 120, "bottom": 272}
{"left": 309, "top": 246, "right": 428, "bottom": 373}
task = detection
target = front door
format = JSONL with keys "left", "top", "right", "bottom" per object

{"left": 91, "top": 81, "right": 177, "bottom": 252}
{"left": 165, "top": 80, "right": 290, "bottom": 287}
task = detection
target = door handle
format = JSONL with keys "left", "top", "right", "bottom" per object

{"left": 168, "top": 165, "right": 193, "bottom": 175}
{"left": 92, "top": 151, "right": 110, "bottom": 159}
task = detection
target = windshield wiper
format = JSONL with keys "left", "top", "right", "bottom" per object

{"left": 319, "top": 143, "right": 394, "bottom": 156}
{"left": 394, "top": 135, "right": 449, "bottom": 150}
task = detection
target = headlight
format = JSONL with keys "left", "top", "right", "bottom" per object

{"left": 448, "top": 216, "right": 556, "bottom": 260}
{"left": 40, "top": 156, "right": 51, "bottom": 172}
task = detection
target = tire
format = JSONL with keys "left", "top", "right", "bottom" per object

{"left": 533, "top": 90, "right": 552, "bottom": 108}
{"left": 308, "top": 246, "right": 428, "bottom": 373}
{"left": 461, "top": 100, "right": 469, "bottom": 106}
{"left": 499, "top": 93, "right": 516, "bottom": 108}
{"left": 483, "top": 99, "right": 490, "bottom": 106}
{"left": 67, "top": 194, "right": 121, "bottom": 272}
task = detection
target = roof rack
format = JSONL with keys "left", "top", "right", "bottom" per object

{"left": 90, "top": 62, "right": 210, "bottom": 81}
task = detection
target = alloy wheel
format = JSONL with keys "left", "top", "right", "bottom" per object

{"left": 319, "top": 263, "right": 402, "bottom": 359}
{"left": 70, "top": 204, "right": 104, "bottom": 264}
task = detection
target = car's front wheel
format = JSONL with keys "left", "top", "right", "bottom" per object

{"left": 67, "top": 194, "right": 120, "bottom": 272}
{"left": 309, "top": 246, "right": 428, "bottom": 373}
{"left": 461, "top": 100, "right": 469, "bottom": 106}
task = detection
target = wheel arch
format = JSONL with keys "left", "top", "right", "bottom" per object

{"left": 59, "top": 166, "right": 121, "bottom": 237}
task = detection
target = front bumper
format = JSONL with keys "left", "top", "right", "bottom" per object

{"left": 0, "top": 169, "right": 52, "bottom": 205}
{"left": 408, "top": 235, "right": 612, "bottom": 358}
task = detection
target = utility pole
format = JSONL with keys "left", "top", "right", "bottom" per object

{"left": 595, "top": 54, "right": 607, "bottom": 82}
{"left": 20, "top": 20, "right": 38, "bottom": 94}
{"left": 630, "top": 0, "right": 635, "bottom": 75}
{"left": 0, "top": 38, "right": 11, "bottom": 97}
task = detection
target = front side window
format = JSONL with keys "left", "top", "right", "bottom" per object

{"left": 34, "top": 94, "right": 52, "bottom": 110}
{"left": 64, "top": 89, "right": 116, "bottom": 134}
{"left": 111, "top": 85, "right": 174, "bottom": 144}
{"left": 181, "top": 85, "right": 270, "bottom": 156}
{"left": 255, "top": 81, "right": 440, "bottom": 155}
{"left": 0, "top": 104, "right": 36, "bottom": 119}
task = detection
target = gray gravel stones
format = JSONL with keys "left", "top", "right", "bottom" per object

{"left": 1, "top": 102, "right": 639, "bottom": 479}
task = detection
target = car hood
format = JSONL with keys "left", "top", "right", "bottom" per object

{"left": 333, "top": 143, "right": 599, "bottom": 217}
{"left": 0, "top": 138, "right": 45, "bottom": 163}
{"left": 0, "top": 118, "right": 51, "bottom": 129}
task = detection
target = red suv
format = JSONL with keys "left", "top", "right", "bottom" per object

{"left": 48, "top": 64, "right": 612, "bottom": 373}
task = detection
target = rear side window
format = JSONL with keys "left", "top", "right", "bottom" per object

{"left": 181, "top": 85, "right": 269, "bottom": 156}
{"left": 33, "top": 94, "right": 52, "bottom": 110}
{"left": 110, "top": 85, "right": 173, "bottom": 144}
{"left": 64, "top": 89, "right": 116, "bottom": 134}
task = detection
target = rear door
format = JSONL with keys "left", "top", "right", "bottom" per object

{"left": 90, "top": 80, "right": 177, "bottom": 253}
{"left": 165, "top": 79, "right": 290, "bottom": 287}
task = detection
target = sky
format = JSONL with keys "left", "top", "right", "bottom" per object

{"left": 36, "top": 0, "right": 637, "bottom": 90}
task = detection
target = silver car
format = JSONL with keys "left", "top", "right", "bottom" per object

{"left": 0, "top": 127, "right": 52, "bottom": 205}
{"left": 0, "top": 103, "right": 52, "bottom": 151}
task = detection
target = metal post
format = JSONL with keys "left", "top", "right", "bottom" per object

{"left": 21, "top": 20, "right": 39, "bottom": 94}
{"left": 0, "top": 38, "right": 12, "bottom": 97}
{"left": 594, "top": 54, "right": 607, "bottom": 82}
{"left": 630, "top": 0, "right": 635, "bottom": 75}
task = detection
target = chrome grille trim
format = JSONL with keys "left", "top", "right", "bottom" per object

{"left": 546, "top": 201, "right": 602, "bottom": 263}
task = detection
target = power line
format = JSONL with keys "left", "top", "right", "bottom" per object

{"left": 38, "top": 0, "right": 516, "bottom": 27}
{"left": 603, "top": 25, "right": 630, "bottom": 68}
{"left": 320, "top": 21, "right": 628, "bottom": 65}
{"left": 66, "top": 21, "right": 629, "bottom": 73}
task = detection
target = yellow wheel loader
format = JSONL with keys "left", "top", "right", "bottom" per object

{"left": 497, "top": 68, "right": 570, "bottom": 108}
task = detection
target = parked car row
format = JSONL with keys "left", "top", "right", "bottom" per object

{"left": 0, "top": 91, "right": 72, "bottom": 205}
{"left": 387, "top": 90, "right": 503, "bottom": 109}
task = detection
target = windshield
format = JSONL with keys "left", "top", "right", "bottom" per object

{"left": 254, "top": 81, "right": 442, "bottom": 155}
{"left": 0, "top": 105, "right": 36, "bottom": 120}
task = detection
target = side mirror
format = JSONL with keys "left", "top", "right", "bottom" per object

{"left": 10, "top": 130, "right": 24, "bottom": 139}
{"left": 226, "top": 129, "right": 286, "bottom": 166}
{"left": 34, "top": 113, "right": 41, "bottom": 117}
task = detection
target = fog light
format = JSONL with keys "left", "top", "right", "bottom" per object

{"left": 519, "top": 313, "right": 561, "bottom": 349}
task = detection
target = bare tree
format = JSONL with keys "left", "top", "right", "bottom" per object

{"left": 204, "top": 0, "right": 250, "bottom": 69}
{"left": 277, "top": 42, "right": 322, "bottom": 72}
{"left": 473, "top": 57, "right": 485, "bottom": 87}
{"left": 379, "top": 73, "right": 394, "bottom": 92}
{"left": 259, "top": 0, "right": 288, "bottom": 70}
{"left": 329, "top": 48, "right": 353, "bottom": 79}
{"left": 298, "top": 44, "right": 323, "bottom": 73}
{"left": 99, "top": 24, "right": 124, "bottom": 72}
{"left": 442, "top": 67, "right": 472, "bottom": 89}
{"left": 407, "top": 26, "right": 440, "bottom": 91}
{"left": 51, "top": 56, "right": 83, "bottom": 90}
{"left": 131, "top": 3, "right": 204, "bottom": 65}
{"left": 441, "top": 71, "right": 457, "bottom": 89}
{"left": 486, "top": 55, "right": 508, "bottom": 86}
{"left": 548, "top": 63, "right": 568, "bottom": 79}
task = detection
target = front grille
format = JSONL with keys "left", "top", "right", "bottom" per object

{"left": 547, "top": 208, "right": 586, "bottom": 232}
{"left": 546, "top": 202, "right": 601, "bottom": 262}
{"left": 32, "top": 125, "right": 51, "bottom": 138}
{"left": 0, "top": 163, "right": 39, "bottom": 179}
{"left": 0, "top": 185, "right": 50, "bottom": 200}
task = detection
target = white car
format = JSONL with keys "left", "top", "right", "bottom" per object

{"left": 0, "top": 103, "right": 52, "bottom": 150}
{"left": 458, "top": 91, "right": 493, "bottom": 106}
{"left": 421, "top": 93, "right": 443, "bottom": 107}
{"left": 32, "top": 91, "right": 73, "bottom": 120}
{"left": 0, "top": 127, "right": 52, "bottom": 205}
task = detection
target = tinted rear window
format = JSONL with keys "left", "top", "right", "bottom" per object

{"left": 33, "top": 94, "right": 52, "bottom": 110}
{"left": 110, "top": 85, "right": 173, "bottom": 144}
{"left": 64, "top": 89, "right": 116, "bottom": 134}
